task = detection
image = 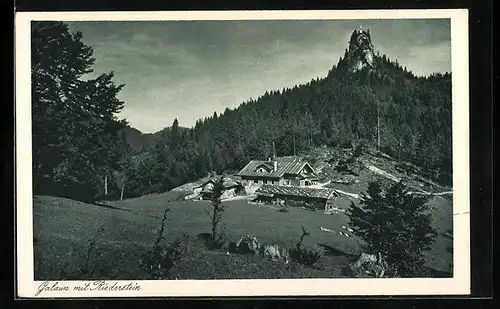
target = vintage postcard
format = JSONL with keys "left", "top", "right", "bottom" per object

{"left": 15, "top": 9, "right": 470, "bottom": 298}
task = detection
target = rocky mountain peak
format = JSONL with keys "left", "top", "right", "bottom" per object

{"left": 346, "top": 28, "right": 376, "bottom": 73}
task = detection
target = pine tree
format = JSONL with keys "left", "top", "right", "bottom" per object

{"left": 170, "top": 118, "right": 180, "bottom": 149}
{"left": 209, "top": 176, "right": 226, "bottom": 249}
{"left": 348, "top": 181, "right": 438, "bottom": 277}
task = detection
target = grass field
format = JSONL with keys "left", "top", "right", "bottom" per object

{"left": 33, "top": 187, "right": 453, "bottom": 280}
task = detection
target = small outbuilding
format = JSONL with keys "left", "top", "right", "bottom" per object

{"left": 255, "top": 184, "right": 340, "bottom": 211}
{"left": 198, "top": 177, "right": 245, "bottom": 200}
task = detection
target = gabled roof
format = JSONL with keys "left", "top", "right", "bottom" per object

{"left": 256, "top": 185, "right": 339, "bottom": 200}
{"left": 236, "top": 159, "right": 315, "bottom": 178}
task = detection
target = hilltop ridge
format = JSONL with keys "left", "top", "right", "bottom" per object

{"left": 346, "top": 28, "right": 376, "bottom": 72}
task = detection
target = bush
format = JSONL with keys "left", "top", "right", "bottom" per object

{"left": 139, "top": 206, "right": 185, "bottom": 279}
{"left": 289, "top": 247, "right": 321, "bottom": 266}
{"left": 335, "top": 163, "right": 359, "bottom": 176}
{"left": 209, "top": 177, "right": 226, "bottom": 250}
{"left": 335, "top": 163, "right": 349, "bottom": 173}
{"left": 78, "top": 225, "right": 105, "bottom": 278}
{"left": 353, "top": 144, "right": 363, "bottom": 158}
{"left": 288, "top": 226, "right": 321, "bottom": 266}
{"left": 278, "top": 206, "right": 289, "bottom": 213}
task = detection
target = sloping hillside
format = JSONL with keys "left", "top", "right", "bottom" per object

{"left": 34, "top": 194, "right": 354, "bottom": 280}
{"left": 34, "top": 171, "right": 452, "bottom": 281}
{"left": 121, "top": 124, "right": 192, "bottom": 154}
{"left": 300, "top": 146, "right": 452, "bottom": 195}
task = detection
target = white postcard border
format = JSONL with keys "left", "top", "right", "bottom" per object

{"left": 15, "top": 9, "right": 470, "bottom": 298}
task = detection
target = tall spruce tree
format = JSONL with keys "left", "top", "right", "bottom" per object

{"left": 348, "top": 181, "right": 438, "bottom": 277}
{"left": 31, "top": 21, "right": 126, "bottom": 201}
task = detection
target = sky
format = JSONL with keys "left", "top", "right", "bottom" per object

{"left": 65, "top": 19, "right": 451, "bottom": 133}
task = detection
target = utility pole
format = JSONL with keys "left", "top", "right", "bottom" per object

{"left": 272, "top": 141, "right": 276, "bottom": 160}
{"left": 104, "top": 174, "right": 108, "bottom": 196}
{"left": 293, "top": 133, "right": 296, "bottom": 156}
{"left": 120, "top": 180, "right": 125, "bottom": 200}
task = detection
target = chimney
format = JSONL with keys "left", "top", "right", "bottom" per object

{"left": 273, "top": 161, "right": 277, "bottom": 172}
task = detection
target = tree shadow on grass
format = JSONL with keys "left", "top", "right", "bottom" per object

{"left": 93, "top": 202, "right": 170, "bottom": 220}
{"left": 92, "top": 202, "right": 132, "bottom": 212}
{"left": 317, "top": 243, "right": 358, "bottom": 262}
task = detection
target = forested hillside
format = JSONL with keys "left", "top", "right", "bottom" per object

{"left": 120, "top": 125, "right": 159, "bottom": 154}
{"left": 32, "top": 23, "right": 452, "bottom": 202}
{"left": 124, "top": 29, "right": 452, "bottom": 198}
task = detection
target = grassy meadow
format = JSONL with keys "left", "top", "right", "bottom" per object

{"left": 33, "top": 187, "right": 453, "bottom": 280}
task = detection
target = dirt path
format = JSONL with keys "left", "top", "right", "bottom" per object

{"left": 408, "top": 191, "right": 453, "bottom": 197}
{"left": 365, "top": 164, "right": 401, "bottom": 182}
{"left": 364, "top": 163, "right": 452, "bottom": 197}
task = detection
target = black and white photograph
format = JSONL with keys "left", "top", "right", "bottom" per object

{"left": 16, "top": 10, "right": 470, "bottom": 297}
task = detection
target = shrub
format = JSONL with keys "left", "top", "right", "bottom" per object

{"left": 139, "top": 206, "right": 185, "bottom": 279}
{"left": 278, "top": 206, "right": 289, "bottom": 213}
{"left": 209, "top": 176, "right": 226, "bottom": 249}
{"left": 288, "top": 226, "right": 321, "bottom": 266}
{"left": 353, "top": 144, "right": 364, "bottom": 158}
{"left": 289, "top": 247, "right": 321, "bottom": 266}
{"left": 78, "top": 225, "right": 105, "bottom": 278}
{"left": 304, "top": 202, "right": 316, "bottom": 211}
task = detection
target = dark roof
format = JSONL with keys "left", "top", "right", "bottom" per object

{"left": 236, "top": 158, "right": 314, "bottom": 178}
{"left": 256, "top": 185, "right": 339, "bottom": 200}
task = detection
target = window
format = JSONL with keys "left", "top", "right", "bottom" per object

{"left": 264, "top": 180, "right": 268, "bottom": 184}
{"left": 256, "top": 165, "right": 271, "bottom": 173}
{"left": 254, "top": 180, "right": 258, "bottom": 184}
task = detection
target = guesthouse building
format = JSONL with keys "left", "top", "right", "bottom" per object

{"left": 236, "top": 157, "right": 319, "bottom": 187}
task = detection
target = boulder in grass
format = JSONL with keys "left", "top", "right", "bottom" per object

{"left": 235, "top": 235, "right": 261, "bottom": 254}
{"left": 349, "top": 252, "right": 388, "bottom": 278}
{"left": 261, "top": 244, "right": 280, "bottom": 261}
{"left": 280, "top": 247, "right": 290, "bottom": 265}
{"left": 260, "top": 244, "right": 290, "bottom": 265}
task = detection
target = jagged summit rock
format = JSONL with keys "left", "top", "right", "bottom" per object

{"left": 346, "top": 28, "right": 375, "bottom": 73}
